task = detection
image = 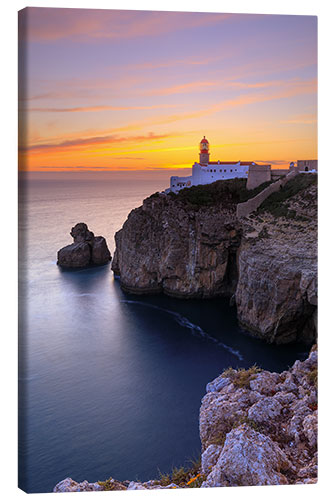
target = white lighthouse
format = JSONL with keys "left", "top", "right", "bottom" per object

{"left": 168, "top": 136, "right": 262, "bottom": 193}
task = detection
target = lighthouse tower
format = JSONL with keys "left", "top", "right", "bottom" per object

{"left": 199, "top": 136, "right": 210, "bottom": 164}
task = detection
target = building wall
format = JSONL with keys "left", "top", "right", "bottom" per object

{"left": 297, "top": 160, "right": 318, "bottom": 172}
{"left": 271, "top": 169, "right": 289, "bottom": 181}
{"left": 170, "top": 162, "right": 249, "bottom": 193}
{"left": 237, "top": 170, "right": 298, "bottom": 218}
{"left": 246, "top": 164, "right": 271, "bottom": 190}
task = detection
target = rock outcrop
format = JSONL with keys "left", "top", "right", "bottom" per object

{"left": 199, "top": 346, "right": 318, "bottom": 486}
{"left": 235, "top": 177, "right": 317, "bottom": 343}
{"left": 112, "top": 193, "right": 242, "bottom": 297}
{"left": 53, "top": 478, "right": 104, "bottom": 492}
{"left": 54, "top": 347, "right": 317, "bottom": 491}
{"left": 57, "top": 223, "right": 111, "bottom": 268}
{"left": 112, "top": 175, "right": 317, "bottom": 344}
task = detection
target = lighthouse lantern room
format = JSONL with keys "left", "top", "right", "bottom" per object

{"left": 199, "top": 136, "right": 210, "bottom": 164}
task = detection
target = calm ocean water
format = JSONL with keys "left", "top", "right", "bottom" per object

{"left": 18, "top": 177, "right": 309, "bottom": 493}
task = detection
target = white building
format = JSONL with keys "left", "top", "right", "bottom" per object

{"left": 168, "top": 136, "right": 259, "bottom": 193}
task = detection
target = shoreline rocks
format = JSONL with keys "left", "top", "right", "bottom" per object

{"left": 54, "top": 347, "right": 317, "bottom": 491}
{"left": 57, "top": 223, "right": 111, "bottom": 269}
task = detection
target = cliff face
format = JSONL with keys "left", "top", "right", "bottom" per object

{"left": 112, "top": 175, "right": 317, "bottom": 344}
{"left": 235, "top": 177, "right": 317, "bottom": 344}
{"left": 112, "top": 193, "right": 242, "bottom": 298}
{"left": 54, "top": 347, "right": 317, "bottom": 491}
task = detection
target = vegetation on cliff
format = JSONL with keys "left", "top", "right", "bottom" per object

{"left": 161, "top": 178, "right": 274, "bottom": 208}
{"left": 257, "top": 173, "right": 317, "bottom": 219}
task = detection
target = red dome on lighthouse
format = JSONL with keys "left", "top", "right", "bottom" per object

{"left": 200, "top": 136, "right": 209, "bottom": 152}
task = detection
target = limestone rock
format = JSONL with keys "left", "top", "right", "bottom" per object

{"left": 57, "top": 223, "right": 111, "bottom": 268}
{"left": 112, "top": 177, "right": 317, "bottom": 343}
{"left": 112, "top": 193, "right": 242, "bottom": 297}
{"left": 249, "top": 371, "right": 280, "bottom": 395}
{"left": 57, "top": 242, "right": 91, "bottom": 268}
{"left": 303, "top": 412, "right": 318, "bottom": 448}
{"left": 206, "top": 375, "right": 231, "bottom": 393}
{"left": 127, "top": 481, "right": 147, "bottom": 490}
{"left": 200, "top": 386, "right": 261, "bottom": 451}
{"left": 247, "top": 396, "right": 282, "bottom": 423}
{"left": 235, "top": 242, "right": 317, "bottom": 344}
{"left": 201, "top": 444, "right": 223, "bottom": 475}
{"left": 199, "top": 347, "right": 317, "bottom": 486}
{"left": 54, "top": 349, "right": 317, "bottom": 490}
{"left": 53, "top": 478, "right": 103, "bottom": 492}
{"left": 91, "top": 236, "right": 111, "bottom": 265}
{"left": 202, "top": 424, "right": 292, "bottom": 487}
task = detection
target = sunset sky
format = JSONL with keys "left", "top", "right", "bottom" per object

{"left": 18, "top": 8, "right": 317, "bottom": 174}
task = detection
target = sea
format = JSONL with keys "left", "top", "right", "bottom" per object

{"left": 18, "top": 176, "right": 309, "bottom": 493}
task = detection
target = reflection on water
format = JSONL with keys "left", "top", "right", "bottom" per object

{"left": 18, "top": 179, "right": 309, "bottom": 493}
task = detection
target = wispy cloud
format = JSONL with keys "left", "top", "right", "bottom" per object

{"left": 127, "top": 53, "right": 229, "bottom": 71}
{"left": 124, "top": 78, "right": 318, "bottom": 128}
{"left": 146, "top": 80, "right": 220, "bottom": 97}
{"left": 281, "top": 113, "right": 317, "bottom": 125}
{"left": 20, "top": 8, "right": 231, "bottom": 42}
{"left": 22, "top": 103, "right": 179, "bottom": 113}
{"left": 20, "top": 131, "right": 175, "bottom": 153}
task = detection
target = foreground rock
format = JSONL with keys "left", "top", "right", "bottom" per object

{"left": 57, "top": 223, "right": 111, "bottom": 268}
{"left": 112, "top": 175, "right": 317, "bottom": 343}
{"left": 199, "top": 346, "right": 318, "bottom": 486}
{"left": 53, "top": 478, "right": 104, "bottom": 492}
{"left": 54, "top": 347, "right": 317, "bottom": 491}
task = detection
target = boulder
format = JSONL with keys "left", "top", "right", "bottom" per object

{"left": 202, "top": 424, "right": 292, "bottom": 487}
{"left": 53, "top": 478, "right": 103, "bottom": 492}
{"left": 247, "top": 396, "right": 282, "bottom": 423}
{"left": 57, "top": 242, "right": 91, "bottom": 268}
{"left": 57, "top": 223, "right": 111, "bottom": 268}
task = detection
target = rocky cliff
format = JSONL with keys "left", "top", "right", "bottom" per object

{"left": 112, "top": 175, "right": 317, "bottom": 344}
{"left": 54, "top": 346, "right": 317, "bottom": 491}
{"left": 112, "top": 191, "right": 242, "bottom": 297}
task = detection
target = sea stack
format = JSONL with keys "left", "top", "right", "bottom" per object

{"left": 57, "top": 223, "right": 111, "bottom": 268}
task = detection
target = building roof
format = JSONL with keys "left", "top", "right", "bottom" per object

{"left": 200, "top": 136, "right": 209, "bottom": 144}
{"left": 201, "top": 161, "right": 257, "bottom": 166}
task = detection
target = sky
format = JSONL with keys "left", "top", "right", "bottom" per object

{"left": 18, "top": 7, "right": 317, "bottom": 175}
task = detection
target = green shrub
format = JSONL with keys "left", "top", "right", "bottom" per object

{"left": 258, "top": 174, "right": 317, "bottom": 218}
{"left": 308, "top": 367, "right": 318, "bottom": 387}
{"left": 222, "top": 365, "right": 262, "bottom": 389}
{"left": 157, "top": 455, "right": 203, "bottom": 488}
{"left": 167, "top": 178, "right": 272, "bottom": 208}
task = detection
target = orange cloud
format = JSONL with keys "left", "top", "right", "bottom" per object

{"left": 281, "top": 113, "right": 317, "bottom": 125}
{"left": 127, "top": 53, "right": 229, "bottom": 71}
{"left": 23, "top": 103, "right": 179, "bottom": 113}
{"left": 146, "top": 80, "right": 220, "bottom": 96}
{"left": 20, "top": 131, "right": 176, "bottom": 154}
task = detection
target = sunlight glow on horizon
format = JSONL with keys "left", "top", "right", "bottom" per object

{"left": 18, "top": 8, "right": 317, "bottom": 174}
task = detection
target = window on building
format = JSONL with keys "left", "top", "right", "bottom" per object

{"left": 224, "top": 169, "right": 226, "bottom": 172}
{"left": 230, "top": 169, "right": 232, "bottom": 172}
{"left": 214, "top": 169, "right": 216, "bottom": 172}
